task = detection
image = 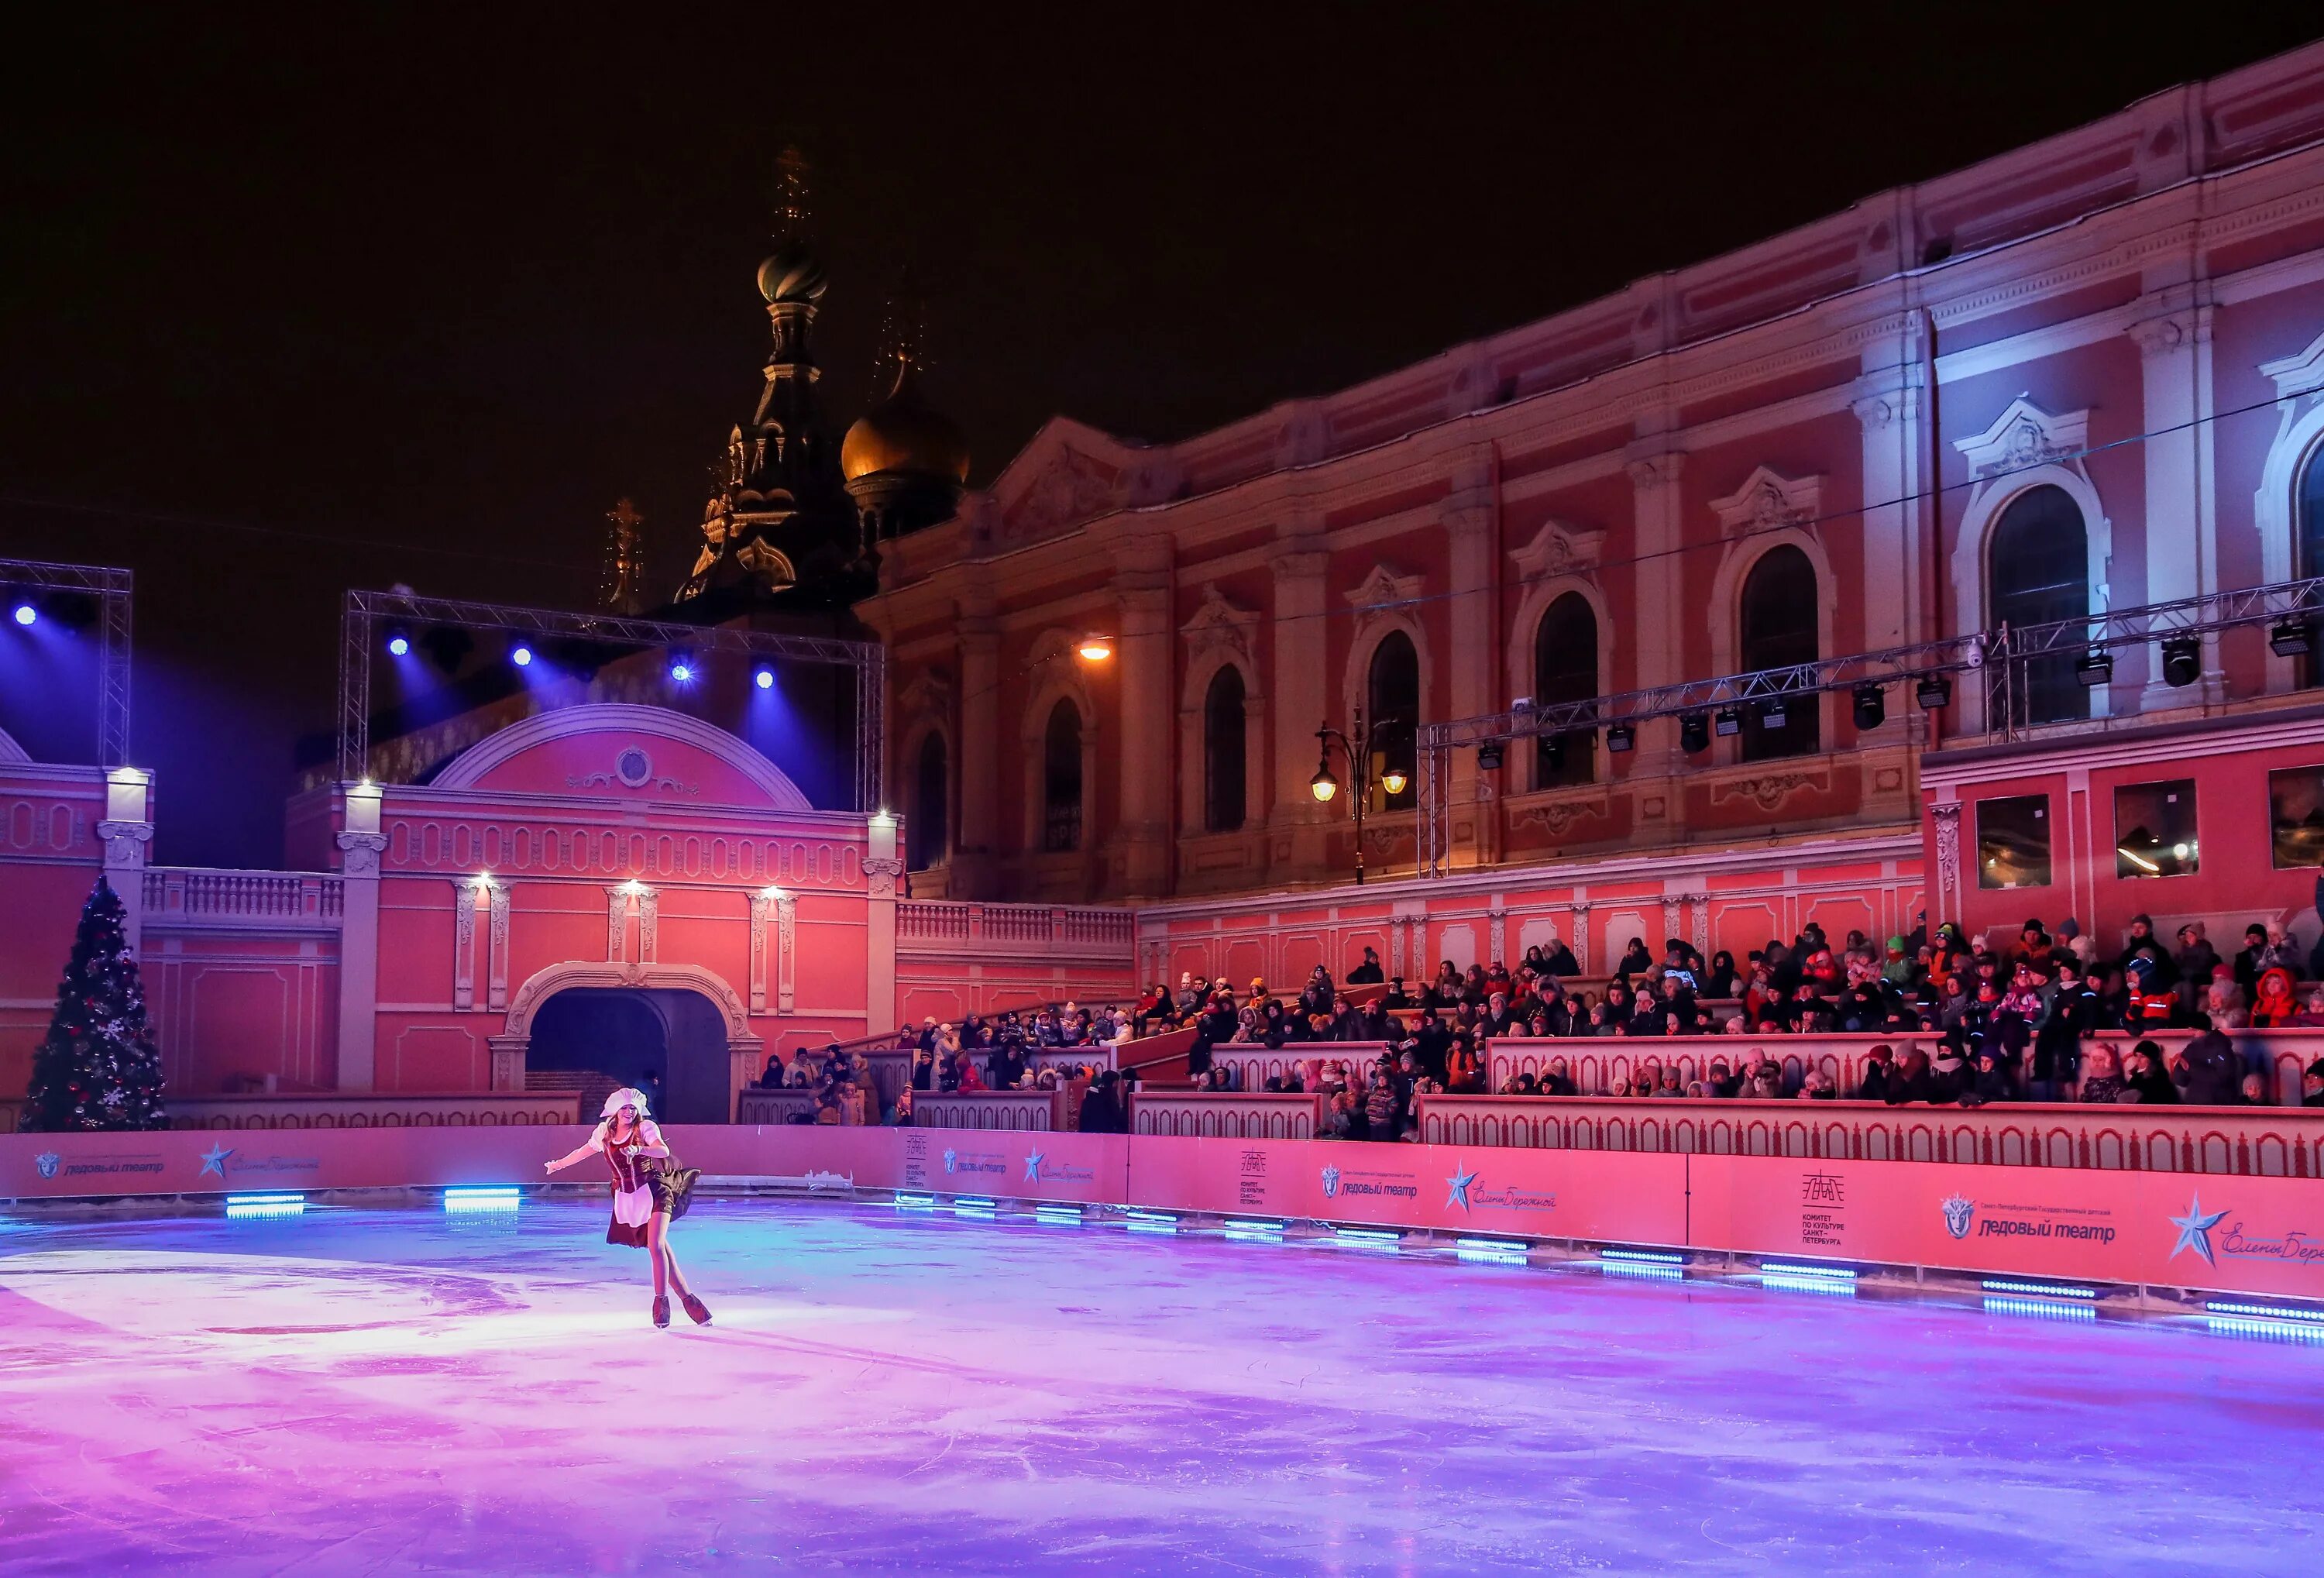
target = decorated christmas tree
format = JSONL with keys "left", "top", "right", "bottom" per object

{"left": 24, "top": 875, "right": 167, "bottom": 1131}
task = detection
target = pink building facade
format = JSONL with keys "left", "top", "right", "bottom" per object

{"left": 863, "top": 43, "right": 2324, "bottom": 978}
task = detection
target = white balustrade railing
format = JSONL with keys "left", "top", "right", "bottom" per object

{"left": 143, "top": 867, "right": 343, "bottom": 928}
{"left": 895, "top": 900, "right": 1135, "bottom": 957}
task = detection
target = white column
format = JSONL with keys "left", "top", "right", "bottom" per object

{"left": 863, "top": 812, "right": 900, "bottom": 1034}
{"left": 638, "top": 885, "right": 659, "bottom": 965}
{"left": 332, "top": 780, "right": 384, "bottom": 1092}
{"left": 2130, "top": 299, "right": 2220, "bottom": 707}
{"left": 486, "top": 884, "right": 511, "bottom": 1011}
{"left": 604, "top": 885, "right": 632, "bottom": 964}
{"left": 98, "top": 766, "right": 154, "bottom": 959}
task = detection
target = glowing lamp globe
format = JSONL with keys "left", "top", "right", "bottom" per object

{"left": 755, "top": 668, "right": 775, "bottom": 689}
{"left": 1380, "top": 767, "right": 1409, "bottom": 796}
{"left": 12, "top": 603, "right": 37, "bottom": 627}
{"left": 386, "top": 632, "right": 410, "bottom": 656}
{"left": 511, "top": 645, "right": 533, "bottom": 668}
{"left": 1076, "top": 636, "right": 1113, "bottom": 662}
{"left": 1310, "top": 767, "right": 1339, "bottom": 803}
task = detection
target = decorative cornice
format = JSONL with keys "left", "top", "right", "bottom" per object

{"left": 2261, "top": 328, "right": 2324, "bottom": 404}
{"left": 1707, "top": 466, "right": 1825, "bottom": 539}
{"left": 1507, "top": 520, "right": 1608, "bottom": 581}
{"left": 1952, "top": 396, "right": 2091, "bottom": 479}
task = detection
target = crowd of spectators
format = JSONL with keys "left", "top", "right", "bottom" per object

{"left": 755, "top": 1002, "right": 1143, "bottom": 1128}
{"left": 1134, "top": 909, "right": 2324, "bottom": 1110}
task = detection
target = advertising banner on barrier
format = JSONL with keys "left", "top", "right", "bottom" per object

{"left": 1129, "top": 1136, "right": 1690, "bottom": 1244}
{"left": 1690, "top": 1153, "right": 2324, "bottom": 1300}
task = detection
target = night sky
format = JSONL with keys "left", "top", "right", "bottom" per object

{"left": 3, "top": 5, "right": 2317, "bottom": 866}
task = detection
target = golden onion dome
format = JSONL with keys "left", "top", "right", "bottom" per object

{"left": 842, "top": 363, "right": 970, "bottom": 485}
{"left": 755, "top": 238, "right": 829, "bottom": 304}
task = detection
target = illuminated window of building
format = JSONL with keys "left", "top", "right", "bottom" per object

{"left": 1738, "top": 544, "right": 1820, "bottom": 761}
{"left": 2297, "top": 439, "right": 2324, "bottom": 687}
{"left": 1975, "top": 794, "right": 2051, "bottom": 889}
{"left": 1532, "top": 591, "right": 1597, "bottom": 789}
{"left": 2113, "top": 779, "right": 2196, "bottom": 878}
{"left": 1042, "top": 700, "right": 1083, "bottom": 852}
{"left": 1203, "top": 665, "right": 1246, "bottom": 833}
{"left": 1989, "top": 484, "right": 2091, "bottom": 726}
{"left": 2269, "top": 765, "right": 2324, "bottom": 868}
{"left": 1366, "top": 631, "right": 1419, "bottom": 811}
{"left": 907, "top": 732, "right": 947, "bottom": 872}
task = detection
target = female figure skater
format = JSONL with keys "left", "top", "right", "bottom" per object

{"left": 545, "top": 1088, "right": 710, "bottom": 1329}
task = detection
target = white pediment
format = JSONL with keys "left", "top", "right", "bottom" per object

{"left": 1707, "top": 466, "right": 1824, "bottom": 538}
{"left": 1345, "top": 562, "right": 1425, "bottom": 610}
{"left": 1182, "top": 583, "right": 1260, "bottom": 660}
{"left": 1507, "top": 519, "right": 1608, "bottom": 579}
{"left": 2261, "top": 328, "right": 2324, "bottom": 404}
{"left": 1953, "top": 396, "right": 2091, "bottom": 478}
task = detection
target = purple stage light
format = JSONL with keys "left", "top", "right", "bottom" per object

{"left": 386, "top": 631, "right": 410, "bottom": 656}
{"left": 511, "top": 645, "right": 534, "bottom": 668}
{"left": 755, "top": 667, "right": 774, "bottom": 689}
{"left": 669, "top": 658, "right": 696, "bottom": 684}
{"left": 10, "top": 603, "right": 35, "bottom": 627}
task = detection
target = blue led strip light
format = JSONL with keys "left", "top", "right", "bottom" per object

{"left": 1126, "top": 1209, "right": 1179, "bottom": 1235}
{"left": 224, "top": 1193, "right": 305, "bottom": 1219}
{"left": 1456, "top": 1238, "right": 1528, "bottom": 1255}
{"left": 1600, "top": 1247, "right": 1685, "bottom": 1264}
{"left": 1760, "top": 1270, "right": 1857, "bottom": 1297}
{"left": 2205, "top": 1300, "right": 2324, "bottom": 1323}
{"left": 443, "top": 1186, "right": 521, "bottom": 1214}
{"left": 1982, "top": 1294, "right": 2094, "bottom": 1322}
{"left": 894, "top": 1191, "right": 937, "bottom": 1210}
{"left": 1982, "top": 1277, "right": 2095, "bottom": 1299}
{"left": 1761, "top": 1261, "right": 1857, "bottom": 1281}
{"left": 2205, "top": 1315, "right": 2324, "bottom": 1345}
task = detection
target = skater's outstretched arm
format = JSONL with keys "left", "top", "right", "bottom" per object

{"left": 543, "top": 1130, "right": 606, "bottom": 1174}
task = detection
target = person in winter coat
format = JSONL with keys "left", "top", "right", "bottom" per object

{"left": 2251, "top": 966, "right": 2301, "bottom": 1028}
{"left": 2031, "top": 959, "right": 2097, "bottom": 1099}
{"left": 2123, "top": 1040, "right": 2178, "bottom": 1104}
{"left": 2173, "top": 1018, "right": 2242, "bottom": 1105}
{"left": 1884, "top": 1048, "right": 1934, "bottom": 1105}
{"left": 2119, "top": 914, "right": 2176, "bottom": 985}
{"left": 1364, "top": 1055, "right": 1404, "bottom": 1140}
{"left": 2173, "top": 923, "right": 2223, "bottom": 992}
{"left": 1926, "top": 1046, "right": 1973, "bottom": 1105}
{"left": 2078, "top": 1045, "right": 2128, "bottom": 1103}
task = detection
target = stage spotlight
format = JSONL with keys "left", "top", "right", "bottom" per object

{"left": 2270, "top": 618, "right": 2313, "bottom": 658}
{"left": 1679, "top": 713, "right": 1710, "bottom": 754}
{"left": 2160, "top": 634, "right": 2201, "bottom": 688}
{"left": 1759, "top": 696, "right": 1789, "bottom": 730}
{"left": 755, "top": 666, "right": 775, "bottom": 689}
{"left": 1851, "top": 682, "right": 1885, "bottom": 731}
{"left": 1915, "top": 673, "right": 1952, "bottom": 710}
{"left": 1475, "top": 741, "right": 1503, "bottom": 771}
{"left": 511, "top": 643, "right": 534, "bottom": 668}
{"left": 1606, "top": 723, "right": 1635, "bottom": 753}
{"left": 385, "top": 629, "right": 411, "bottom": 657}
{"left": 2075, "top": 648, "right": 2113, "bottom": 687}
{"left": 669, "top": 654, "right": 696, "bottom": 684}
{"left": 9, "top": 602, "right": 34, "bottom": 627}
{"left": 1714, "top": 706, "right": 1741, "bottom": 737}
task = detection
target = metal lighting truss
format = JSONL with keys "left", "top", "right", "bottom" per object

{"left": 0, "top": 555, "right": 133, "bottom": 768}
{"left": 1415, "top": 572, "right": 2324, "bottom": 878}
{"left": 336, "top": 589, "right": 885, "bottom": 811}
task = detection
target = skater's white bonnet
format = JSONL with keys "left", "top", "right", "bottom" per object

{"left": 601, "top": 1087, "right": 651, "bottom": 1119}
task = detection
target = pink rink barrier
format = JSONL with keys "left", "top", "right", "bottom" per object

{"left": 2, "top": 1126, "right": 2319, "bottom": 1301}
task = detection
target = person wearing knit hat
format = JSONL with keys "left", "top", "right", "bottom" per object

{"left": 545, "top": 1086, "right": 710, "bottom": 1329}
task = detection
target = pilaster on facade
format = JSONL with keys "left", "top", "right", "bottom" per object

{"left": 486, "top": 884, "right": 511, "bottom": 1012}
{"left": 452, "top": 878, "right": 480, "bottom": 1011}
{"left": 1623, "top": 449, "right": 1687, "bottom": 781}
{"left": 1266, "top": 532, "right": 1332, "bottom": 872}
{"left": 1443, "top": 449, "right": 1500, "bottom": 866}
{"left": 638, "top": 885, "right": 659, "bottom": 964}
{"left": 1852, "top": 356, "right": 1930, "bottom": 747}
{"left": 2129, "top": 294, "right": 2224, "bottom": 709}
{"left": 604, "top": 885, "right": 631, "bottom": 963}
{"left": 1111, "top": 535, "right": 1176, "bottom": 897}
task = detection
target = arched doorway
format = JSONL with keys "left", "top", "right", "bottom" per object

{"left": 525, "top": 988, "right": 734, "bottom": 1125}
{"left": 496, "top": 961, "right": 761, "bottom": 1122}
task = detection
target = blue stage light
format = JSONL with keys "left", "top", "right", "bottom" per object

{"left": 11, "top": 603, "right": 36, "bottom": 627}
{"left": 754, "top": 666, "right": 775, "bottom": 689}
{"left": 669, "top": 657, "right": 696, "bottom": 684}
{"left": 511, "top": 644, "right": 534, "bottom": 668}
{"left": 443, "top": 1186, "right": 522, "bottom": 1214}
{"left": 386, "top": 631, "right": 410, "bottom": 656}
{"left": 224, "top": 1193, "right": 307, "bottom": 1219}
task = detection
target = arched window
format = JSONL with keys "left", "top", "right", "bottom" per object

{"left": 2298, "top": 442, "right": 2324, "bottom": 688}
{"left": 1739, "top": 545, "right": 1820, "bottom": 761}
{"left": 1203, "top": 666, "right": 1247, "bottom": 832}
{"left": 906, "top": 732, "right": 947, "bottom": 872}
{"left": 1989, "top": 484, "right": 2090, "bottom": 725}
{"left": 1041, "top": 699, "right": 1083, "bottom": 852}
{"left": 1366, "top": 631, "right": 1419, "bottom": 810}
{"left": 1532, "top": 592, "right": 1597, "bottom": 788}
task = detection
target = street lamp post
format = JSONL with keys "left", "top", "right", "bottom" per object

{"left": 1308, "top": 705, "right": 1407, "bottom": 885}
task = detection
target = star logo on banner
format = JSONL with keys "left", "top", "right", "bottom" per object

{"left": 1446, "top": 1162, "right": 1478, "bottom": 1212}
{"left": 2168, "top": 1193, "right": 2228, "bottom": 1265}
{"left": 198, "top": 1143, "right": 233, "bottom": 1178}
{"left": 1024, "top": 1151, "right": 1045, "bottom": 1181}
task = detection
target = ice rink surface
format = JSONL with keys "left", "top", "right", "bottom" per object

{"left": 2, "top": 1196, "right": 2319, "bottom": 1576}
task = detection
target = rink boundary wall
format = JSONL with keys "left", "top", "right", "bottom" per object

{"left": 4, "top": 1127, "right": 2318, "bottom": 1303}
